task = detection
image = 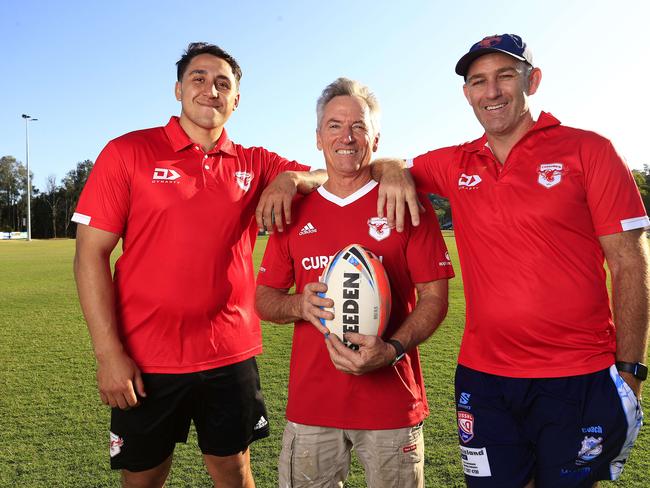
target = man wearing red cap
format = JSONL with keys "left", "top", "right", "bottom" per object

{"left": 373, "top": 33, "right": 649, "bottom": 488}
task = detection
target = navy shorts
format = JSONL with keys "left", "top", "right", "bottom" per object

{"left": 455, "top": 364, "right": 642, "bottom": 488}
{"left": 109, "top": 357, "right": 270, "bottom": 472}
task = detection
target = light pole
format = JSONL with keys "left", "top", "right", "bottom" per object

{"left": 21, "top": 114, "right": 38, "bottom": 241}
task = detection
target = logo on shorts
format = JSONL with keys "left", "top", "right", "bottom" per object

{"left": 537, "top": 163, "right": 564, "bottom": 189}
{"left": 460, "top": 446, "right": 492, "bottom": 477}
{"left": 402, "top": 444, "right": 417, "bottom": 453}
{"left": 235, "top": 171, "right": 253, "bottom": 191}
{"left": 561, "top": 467, "right": 591, "bottom": 478}
{"left": 459, "top": 392, "right": 471, "bottom": 405}
{"left": 581, "top": 425, "right": 603, "bottom": 434}
{"left": 368, "top": 217, "right": 390, "bottom": 241}
{"left": 109, "top": 431, "right": 124, "bottom": 458}
{"left": 577, "top": 436, "right": 603, "bottom": 463}
{"left": 457, "top": 411, "right": 475, "bottom": 443}
{"left": 254, "top": 416, "right": 268, "bottom": 430}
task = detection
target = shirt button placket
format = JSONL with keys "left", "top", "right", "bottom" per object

{"left": 195, "top": 146, "right": 207, "bottom": 186}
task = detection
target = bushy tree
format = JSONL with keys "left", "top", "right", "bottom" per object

{"left": 632, "top": 166, "right": 649, "bottom": 214}
{"left": 0, "top": 155, "right": 28, "bottom": 231}
{"left": 1, "top": 157, "right": 94, "bottom": 237}
{"left": 428, "top": 193, "right": 452, "bottom": 228}
{"left": 61, "top": 160, "right": 94, "bottom": 237}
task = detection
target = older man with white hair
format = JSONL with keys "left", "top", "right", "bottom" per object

{"left": 255, "top": 77, "right": 454, "bottom": 488}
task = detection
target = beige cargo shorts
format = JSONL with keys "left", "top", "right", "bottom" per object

{"left": 278, "top": 421, "right": 424, "bottom": 487}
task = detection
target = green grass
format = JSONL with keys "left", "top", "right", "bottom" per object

{"left": 0, "top": 235, "right": 647, "bottom": 487}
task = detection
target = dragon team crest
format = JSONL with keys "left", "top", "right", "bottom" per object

{"left": 368, "top": 217, "right": 390, "bottom": 241}
{"left": 234, "top": 171, "right": 253, "bottom": 191}
{"left": 537, "top": 163, "right": 564, "bottom": 189}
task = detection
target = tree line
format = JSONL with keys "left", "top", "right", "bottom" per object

{"left": 633, "top": 166, "right": 650, "bottom": 217}
{"left": 0, "top": 156, "right": 92, "bottom": 238}
{"left": 1, "top": 154, "right": 649, "bottom": 239}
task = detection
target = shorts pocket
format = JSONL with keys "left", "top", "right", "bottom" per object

{"left": 373, "top": 425, "right": 424, "bottom": 488}
{"left": 279, "top": 423, "right": 335, "bottom": 487}
{"left": 398, "top": 426, "right": 424, "bottom": 487}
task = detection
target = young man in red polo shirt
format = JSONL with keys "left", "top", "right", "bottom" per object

{"left": 73, "top": 42, "right": 321, "bottom": 488}
{"left": 372, "top": 34, "right": 649, "bottom": 487}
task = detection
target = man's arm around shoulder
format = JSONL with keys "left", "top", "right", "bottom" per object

{"left": 255, "top": 156, "right": 423, "bottom": 234}
{"left": 371, "top": 158, "right": 422, "bottom": 232}
{"left": 255, "top": 169, "right": 327, "bottom": 233}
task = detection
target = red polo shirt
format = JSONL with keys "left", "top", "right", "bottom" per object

{"left": 258, "top": 182, "right": 454, "bottom": 429}
{"left": 408, "top": 112, "right": 649, "bottom": 378}
{"left": 73, "top": 116, "right": 308, "bottom": 373}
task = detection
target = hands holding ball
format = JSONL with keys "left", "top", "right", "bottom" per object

{"left": 299, "top": 244, "right": 394, "bottom": 375}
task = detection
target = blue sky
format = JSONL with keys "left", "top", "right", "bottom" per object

{"left": 2, "top": 0, "right": 648, "bottom": 190}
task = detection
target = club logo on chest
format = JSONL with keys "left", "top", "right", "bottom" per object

{"left": 235, "top": 171, "right": 253, "bottom": 191}
{"left": 537, "top": 163, "right": 564, "bottom": 189}
{"left": 368, "top": 217, "right": 390, "bottom": 241}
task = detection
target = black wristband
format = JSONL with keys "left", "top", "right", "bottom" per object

{"left": 387, "top": 339, "right": 406, "bottom": 366}
{"left": 616, "top": 361, "right": 648, "bottom": 381}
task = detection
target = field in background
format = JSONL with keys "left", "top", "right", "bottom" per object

{"left": 0, "top": 236, "right": 647, "bottom": 487}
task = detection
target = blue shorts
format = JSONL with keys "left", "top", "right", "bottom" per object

{"left": 455, "top": 364, "right": 642, "bottom": 488}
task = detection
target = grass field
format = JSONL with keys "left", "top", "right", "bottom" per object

{"left": 0, "top": 236, "right": 647, "bottom": 487}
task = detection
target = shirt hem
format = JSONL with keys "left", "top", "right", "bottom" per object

{"left": 458, "top": 356, "right": 615, "bottom": 378}
{"left": 137, "top": 346, "right": 263, "bottom": 374}
{"left": 286, "top": 410, "right": 428, "bottom": 430}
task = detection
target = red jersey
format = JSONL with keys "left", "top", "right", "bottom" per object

{"left": 73, "top": 116, "right": 308, "bottom": 373}
{"left": 257, "top": 181, "right": 454, "bottom": 429}
{"left": 408, "top": 112, "right": 649, "bottom": 378}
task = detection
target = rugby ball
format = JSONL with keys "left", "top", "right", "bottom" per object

{"left": 319, "top": 244, "right": 391, "bottom": 349}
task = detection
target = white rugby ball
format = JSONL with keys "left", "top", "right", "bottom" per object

{"left": 319, "top": 244, "right": 391, "bottom": 349}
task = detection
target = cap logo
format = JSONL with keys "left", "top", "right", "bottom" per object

{"left": 479, "top": 36, "right": 502, "bottom": 48}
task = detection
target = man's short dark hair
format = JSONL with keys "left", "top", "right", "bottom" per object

{"left": 176, "top": 42, "right": 242, "bottom": 86}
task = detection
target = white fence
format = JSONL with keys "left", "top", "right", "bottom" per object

{"left": 1, "top": 232, "right": 28, "bottom": 240}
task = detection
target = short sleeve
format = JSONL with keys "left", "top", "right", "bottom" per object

{"left": 257, "top": 231, "right": 295, "bottom": 290}
{"left": 406, "top": 196, "right": 455, "bottom": 284}
{"left": 72, "top": 141, "right": 132, "bottom": 236}
{"left": 406, "top": 147, "right": 456, "bottom": 198}
{"left": 584, "top": 138, "right": 649, "bottom": 236}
